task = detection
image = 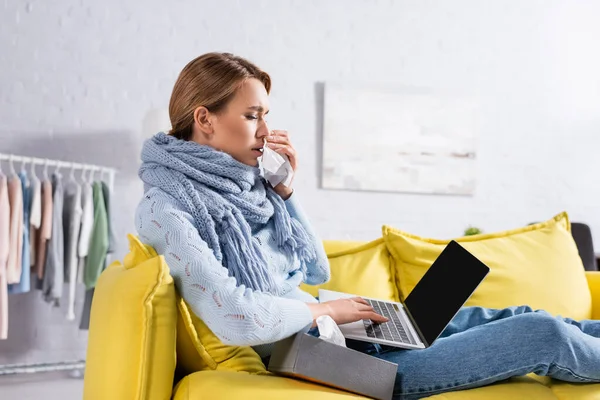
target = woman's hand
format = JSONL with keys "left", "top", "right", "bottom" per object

{"left": 307, "top": 297, "right": 389, "bottom": 327}
{"left": 266, "top": 130, "right": 296, "bottom": 200}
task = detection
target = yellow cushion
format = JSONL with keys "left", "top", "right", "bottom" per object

{"left": 83, "top": 234, "right": 177, "bottom": 400}
{"left": 322, "top": 240, "right": 369, "bottom": 254}
{"left": 383, "top": 212, "right": 593, "bottom": 320}
{"left": 586, "top": 271, "right": 600, "bottom": 320}
{"left": 300, "top": 239, "right": 399, "bottom": 301}
{"left": 175, "top": 296, "right": 267, "bottom": 375}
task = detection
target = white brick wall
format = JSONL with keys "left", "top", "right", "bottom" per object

{"left": 1, "top": 0, "right": 599, "bottom": 365}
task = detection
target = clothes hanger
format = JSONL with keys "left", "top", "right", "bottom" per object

{"left": 80, "top": 165, "right": 87, "bottom": 184}
{"left": 9, "top": 155, "right": 16, "bottom": 176}
{"left": 43, "top": 159, "right": 49, "bottom": 181}
{"left": 30, "top": 157, "right": 38, "bottom": 182}
{"left": 89, "top": 167, "right": 95, "bottom": 184}
{"left": 101, "top": 168, "right": 111, "bottom": 184}
{"left": 69, "top": 162, "right": 77, "bottom": 184}
{"left": 20, "top": 157, "right": 27, "bottom": 175}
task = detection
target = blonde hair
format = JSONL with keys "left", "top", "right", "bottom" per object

{"left": 168, "top": 52, "right": 272, "bottom": 141}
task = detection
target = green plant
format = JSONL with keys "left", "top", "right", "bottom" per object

{"left": 464, "top": 226, "right": 482, "bottom": 236}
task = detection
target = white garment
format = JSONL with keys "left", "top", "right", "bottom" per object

{"left": 77, "top": 182, "right": 94, "bottom": 284}
{"left": 29, "top": 177, "right": 41, "bottom": 228}
{"left": 29, "top": 177, "right": 41, "bottom": 267}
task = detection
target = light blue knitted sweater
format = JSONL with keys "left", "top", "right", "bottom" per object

{"left": 135, "top": 187, "right": 330, "bottom": 357}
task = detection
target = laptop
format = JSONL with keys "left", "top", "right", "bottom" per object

{"left": 318, "top": 240, "right": 490, "bottom": 349}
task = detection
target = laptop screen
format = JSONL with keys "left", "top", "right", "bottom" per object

{"left": 403, "top": 241, "right": 489, "bottom": 346}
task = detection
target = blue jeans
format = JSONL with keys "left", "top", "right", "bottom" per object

{"left": 310, "top": 306, "right": 600, "bottom": 399}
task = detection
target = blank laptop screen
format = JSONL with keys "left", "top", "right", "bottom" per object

{"left": 403, "top": 241, "right": 489, "bottom": 346}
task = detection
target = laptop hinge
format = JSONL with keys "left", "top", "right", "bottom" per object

{"left": 403, "top": 305, "right": 430, "bottom": 348}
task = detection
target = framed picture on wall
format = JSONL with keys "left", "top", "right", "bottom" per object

{"left": 321, "top": 83, "right": 480, "bottom": 196}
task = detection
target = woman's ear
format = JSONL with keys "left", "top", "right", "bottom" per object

{"left": 193, "top": 106, "right": 214, "bottom": 137}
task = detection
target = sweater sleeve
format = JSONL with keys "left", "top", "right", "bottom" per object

{"left": 284, "top": 191, "right": 330, "bottom": 286}
{"left": 135, "top": 188, "right": 313, "bottom": 346}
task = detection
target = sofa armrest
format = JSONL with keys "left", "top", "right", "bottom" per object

{"left": 586, "top": 271, "right": 600, "bottom": 320}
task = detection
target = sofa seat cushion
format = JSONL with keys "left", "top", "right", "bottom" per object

{"left": 550, "top": 381, "right": 600, "bottom": 400}
{"left": 424, "top": 376, "right": 558, "bottom": 399}
{"left": 383, "top": 212, "right": 593, "bottom": 320}
{"left": 300, "top": 238, "right": 399, "bottom": 301}
{"left": 172, "top": 370, "right": 366, "bottom": 399}
{"left": 172, "top": 371, "right": 564, "bottom": 400}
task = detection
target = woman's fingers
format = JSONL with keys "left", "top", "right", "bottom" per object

{"left": 355, "top": 302, "right": 375, "bottom": 312}
{"left": 350, "top": 298, "right": 388, "bottom": 322}
{"left": 270, "top": 144, "right": 297, "bottom": 172}
{"left": 271, "top": 144, "right": 296, "bottom": 158}
{"left": 350, "top": 298, "right": 388, "bottom": 323}
{"left": 268, "top": 130, "right": 289, "bottom": 144}
{"left": 350, "top": 298, "right": 378, "bottom": 313}
{"left": 365, "top": 312, "right": 389, "bottom": 323}
{"left": 267, "top": 131, "right": 291, "bottom": 147}
{"left": 351, "top": 297, "right": 370, "bottom": 306}
{"left": 323, "top": 297, "right": 389, "bottom": 325}
{"left": 266, "top": 130, "right": 297, "bottom": 171}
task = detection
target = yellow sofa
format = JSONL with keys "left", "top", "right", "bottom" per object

{"left": 83, "top": 215, "right": 600, "bottom": 400}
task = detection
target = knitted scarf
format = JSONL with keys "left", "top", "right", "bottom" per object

{"left": 138, "top": 132, "right": 316, "bottom": 293}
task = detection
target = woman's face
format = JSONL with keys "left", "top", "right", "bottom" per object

{"left": 193, "top": 78, "right": 271, "bottom": 167}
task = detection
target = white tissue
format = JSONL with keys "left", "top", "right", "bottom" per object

{"left": 260, "top": 138, "right": 294, "bottom": 187}
{"left": 316, "top": 315, "right": 347, "bottom": 347}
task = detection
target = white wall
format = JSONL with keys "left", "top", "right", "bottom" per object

{"left": 1, "top": 0, "right": 599, "bottom": 364}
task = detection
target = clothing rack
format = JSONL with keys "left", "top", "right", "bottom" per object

{"left": 0, "top": 360, "right": 86, "bottom": 376}
{"left": 0, "top": 153, "right": 116, "bottom": 192}
{"left": 0, "top": 153, "right": 117, "bottom": 377}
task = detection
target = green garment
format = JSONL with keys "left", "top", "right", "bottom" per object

{"left": 84, "top": 182, "right": 109, "bottom": 289}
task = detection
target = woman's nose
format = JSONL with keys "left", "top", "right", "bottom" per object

{"left": 257, "top": 120, "right": 270, "bottom": 137}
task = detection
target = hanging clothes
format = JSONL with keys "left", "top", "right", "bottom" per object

{"left": 6, "top": 174, "right": 23, "bottom": 284}
{"left": 29, "top": 170, "right": 41, "bottom": 270}
{"left": 42, "top": 172, "right": 64, "bottom": 306}
{"left": 80, "top": 180, "right": 109, "bottom": 331}
{"left": 83, "top": 181, "right": 108, "bottom": 289}
{"left": 34, "top": 178, "right": 53, "bottom": 288}
{"left": 0, "top": 173, "right": 9, "bottom": 340}
{"left": 76, "top": 180, "right": 94, "bottom": 284}
{"left": 63, "top": 176, "right": 82, "bottom": 320}
{"left": 80, "top": 180, "right": 115, "bottom": 330}
{"left": 79, "top": 287, "right": 93, "bottom": 330}
{"left": 101, "top": 181, "right": 116, "bottom": 263}
{"left": 8, "top": 171, "right": 31, "bottom": 294}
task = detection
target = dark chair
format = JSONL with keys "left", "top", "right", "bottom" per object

{"left": 571, "top": 222, "right": 598, "bottom": 271}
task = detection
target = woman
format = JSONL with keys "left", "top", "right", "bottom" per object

{"left": 136, "top": 52, "right": 600, "bottom": 399}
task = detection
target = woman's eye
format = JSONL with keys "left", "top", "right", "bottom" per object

{"left": 245, "top": 115, "right": 258, "bottom": 120}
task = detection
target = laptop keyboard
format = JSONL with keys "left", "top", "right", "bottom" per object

{"left": 363, "top": 299, "right": 417, "bottom": 345}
